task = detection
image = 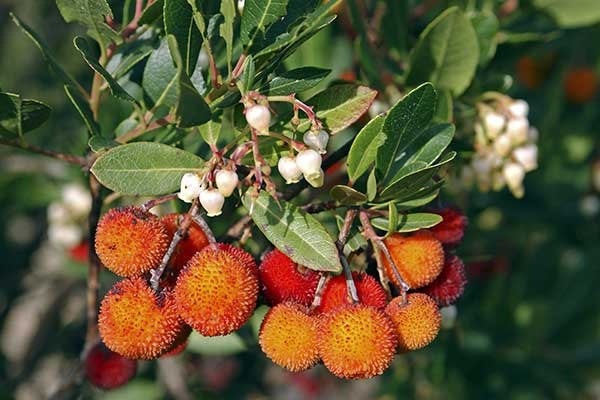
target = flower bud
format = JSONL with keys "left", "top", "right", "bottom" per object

{"left": 303, "top": 130, "right": 329, "bottom": 154}
{"left": 215, "top": 169, "right": 238, "bottom": 197}
{"left": 295, "top": 149, "right": 322, "bottom": 176}
{"left": 509, "top": 99, "right": 529, "bottom": 118}
{"left": 305, "top": 168, "right": 325, "bottom": 188}
{"left": 483, "top": 111, "right": 505, "bottom": 139}
{"left": 178, "top": 173, "right": 203, "bottom": 203}
{"left": 199, "top": 188, "right": 225, "bottom": 217}
{"left": 503, "top": 162, "right": 525, "bottom": 196}
{"left": 245, "top": 105, "right": 271, "bottom": 133}
{"left": 512, "top": 144, "right": 538, "bottom": 172}
{"left": 505, "top": 117, "right": 529, "bottom": 146}
{"left": 278, "top": 156, "right": 302, "bottom": 184}
{"left": 493, "top": 134, "right": 512, "bottom": 157}
{"left": 237, "top": 0, "right": 245, "bottom": 14}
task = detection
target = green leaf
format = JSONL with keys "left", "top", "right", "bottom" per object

{"left": 63, "top": 85, "right": 101, "bottom": 137}
{"left": 198, "top": 120, "right": 221, "bottom": 145}
{"left": 139, "top": 0, "right": 164, "bottom": 25}
{"left": 395, "top": 184, "right": 442, "bottom": 209}
{"left": 0, "top": 92, "right": 51, "bottom": 139}
{"left": 371, "top": 213, "right": 443, "bottom": 233}
{"left": 366, "top": 169, "right": 377, "bottom": 201}
{"left": 533, "top": 0, "right": 600, "bottom": 28}
{"left": 347, "top": 114, "right": 385, "bottom": 182}
{"left": 259, "top": 67, "right": 330, "bottom": 96}
{"left": 90, "top": 142, "right": 205, "bottom": 195}
{"left": 105, "top": 34, "right": 158, "bottom": 79}
{"left": 330, "top": 185, "right": 367, "bottom": 206}
{"left": 237, "top": 55, "right": 256, "bottom": 95}
{"left": 164, "top": 0, "right": 202, "bottom": 76}
{"left": 336, "top": 215, "right": 367, "bottom": 256}
{"left": 401, "top": 123, "right": 455, "bottom": 166}
{"left": 166, "top": 35, "right": 211, "bottom": 128}
{"left": 470, "top": 13, "right": 499, "bottom": 66}
{"left": 433, "top": 89, "right": 453, "bottom": 123}
{"left": 387, "top": 203, "right": 398, "bottom": 237}
{"left": 73, "top": 36, "right": 136, "bottom": 102}
{"left": 220, "top": 0, "right": 235, "bottom": 73}
{"left": 10, "top": 13, "right": 84, "bottom": 93}
{"left": 379, "top": 151, "right": 456, "bottom": 201}
{"left": 296, "top": 84, "right": 377, "bottom": 134}
{"left": 376, "top": 83, "right": 436, "bottom": 181}
{"left": 241, "top": 137, "right": 288, "bottom": 166}
{"left": 187, "top": 331, "right": 246, "bottom": 356}
{"left": 240, "top": 0, "right": 289, "bottom": 47}
{"left": 406, "top": 7, "right": 479, "bottom": 96}
{"left": 243, "top": 191, "right": 341, "bottom": 273}
{"left": 55, "top": 0, "right": 119, "bottom": 50}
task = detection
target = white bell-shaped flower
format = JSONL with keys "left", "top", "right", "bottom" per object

{"left": 178, "top": 173, "right": 203, "bottom": 203}
{"left": 200, "top": 188, "right": 225, "bottom": 217}
{"left": 512, "top": 144, "right": 538, "bottom": 172}
{"left": 509, "top": 99, "right": 529, "bottom": 118}
{"left": 303, "top": 130, "right": 329, "bottom": 154}
{"left": 215, "top": 169, "right": 238, "bottom": 197}
{"left": 505, "top": 117, "right": 529, "bottom": 146}
{"left": 483, "top": 111, "right": 506, "bottom": 139}
{"left": 493, "top": 134, "right": 512, "bottom": 157}
{"left": 503, "top": 162, "right": 526, "bottom": 196}
{"left": 278, "top": 156, "right": 303, "bottom": 184}
{"left": 295, "top": 149, "right": 322, "bottom": 176}
{"left": 305, "top": 168, "right": 325, "bottom": 188}
{"left": 245, "top": 104, "right": 271, "bottom": 133}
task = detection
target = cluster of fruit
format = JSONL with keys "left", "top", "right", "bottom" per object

{"left": 465, "top": 95, "right": 538, "bottom": 198}
{"left": 87, "top": 204, "right": 467, "bottom": 387}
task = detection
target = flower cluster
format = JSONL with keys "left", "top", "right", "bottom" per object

{"left": 464, "top": 96, "right": 538, "bottom": 198}
{"left": 178, "top": 169, "right": 238, "bottom": 217}
{"left": 46, "top": 184, "right": 91, "bottom": 248}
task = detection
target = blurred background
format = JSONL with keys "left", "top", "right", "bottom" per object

{"left": 0, "top": 0, "right": 599, "bottom": 399}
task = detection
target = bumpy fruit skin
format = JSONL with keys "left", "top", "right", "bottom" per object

{"left": 318, "top": 304, "right": 397, "bottom": 379}
{"left": 99, "top": 278, "right": 186, "bottom": 360}
{"left": 564, "top": 67, "right": 598, "bottom": 104}
{"left": 429, "top": 207, "right": 468, "bottom": 248}
{"left": 161, "top": 337, "right": 189, "bottom": 358}
{"left": 85, "top": 343, "right": 137, "bottom": 390}
{"left": 316, "top": 272, "right": 387, "bottom": 314}
{"left": 259, "top": 302, "right": 319, "bottom": 372}
{"left": 95, "top": 207, "right": 168, "bottom": 277}
{"left": 217, "top": 243, "right": 258, "bottom": 276}
{"left": 161, "top": 214, "right": 210, "bottom": 272}
{"left": 421, "top": 255, "right": 467, "bottom": 307}
{"left": 385, "top": 293, "right": 441, "bottom": 352}
{"left": 160, "top": 324, "right": 192, "bottom": 357}
{"left": 175, "top": 247, "right": 258, "bottom": 336}
{"left": 382, "top": 231, "right": 444, "bottom": 289}
{"left": 258, "top": 249, "right": 320, "bottom": 306}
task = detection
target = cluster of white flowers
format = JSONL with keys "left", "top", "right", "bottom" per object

{"left": 178, "top": 169, "right": 239, "bottom": 217}
{"left": 463, "top": 97, "right": 538, "bottom": 198}
{"left": 47, "top": 184, "right": 91, "bottom": 247}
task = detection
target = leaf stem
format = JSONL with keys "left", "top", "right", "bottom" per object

{"left": 267, "top": 94, "right": 322, "bottom": 130}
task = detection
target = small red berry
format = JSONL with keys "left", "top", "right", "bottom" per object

{"left": 429, "top": 207, "right": 468, "bottom": 248}
{"left": 420, "top": 255, "right": 467, "bottom": 307}
{"left": 85, "top": 343, "right": 137, "bottom": 390}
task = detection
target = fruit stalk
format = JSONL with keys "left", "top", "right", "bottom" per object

{"left": 336, "top": 209, "right": 359, "bottom": 303}
{"left": 141, "top": 193, "right": 179, "bottom": 212}
{"left": 150, "top": 202, "right": 199, "bottom": 290}
{"left": 191, "top": 212, "right": 217, "bottom": 245}
{"left": 309, "top": 274, "right": 330, "bottom": 312}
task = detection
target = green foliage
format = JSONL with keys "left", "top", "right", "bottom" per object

{"left": 533, "top": 0, "right": 600, "bottom": 27}
{"left": 0, "top": 92, "right": 51, "bottom": 140}
{"left": 55, "top": 0, "right": 119, "bottom": 50}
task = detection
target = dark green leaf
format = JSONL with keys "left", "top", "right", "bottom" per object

{"left": 90, "top": 142, "right": 205, "bottom": 195}
{"left": 259, "top": 67, "right": 330, "bottom": 96}
{"left": 406, "top": 7, "right": 479, "bottom": 96}
{"left": 166, "top": 35, "right": 211, "bottom": 128}
{"left": 366, "top": 169, "right": 377, "bottom": 201}
{"left": 73, "top": 36, "right": 136, "bottom": 102}
{"left": 376, "top": 83, "right": 436, "bottom": 181}
{"left": 105, "top": 34, "right": 158, "bottom": 79}
{"left": 0, "top": 92, "right": 51, "bottom": 139}
{"left": 330, "top": 185, "right": 367, "bottom": 206}
{"left": 220, "top": 0, "right": 235, "bottom": 72}
{"left": 387, "top": 203, "right": 398, "bottom": 237}
{"left": 237, "top": 55, "right": 256, "bottom": 95}
{"left": 63, "top": 85, "right": 101, "bottom": 137}
{"left": 533, "top": 0, "right": 600, "bottom": 28}
{"left": 164, "top": 0, "right": 201, "bottom": 75}
{"left": 296, "top": 84, "right": 377, "bottom": 134}
{"left": 55, "top": 0, "right": 119, "bottom": 49}
{"left": 372, "top": 213, "right": 443, "bottom": 233}
{"left": 394, "top": 181, "right": 442, "bottom": 208}
{"left": 471, "top": 13, "right": 499, "bottom": 66}
{"left": 139, "top": 0, "right": 164, "bottom": 25}
{"left": 433, "top": 89, "right": 453, "bottom": 123}
{"left": 243, "top": 191, "right": 341, "bottom": 272}
{"left": 347, "top": 114, "right": 385, "bottom": 182}
{"left": 401, "top": 123, "right": 455, "bottom": 166}
{"left": 240, "top": 0, "right": 289, "bottom": 47}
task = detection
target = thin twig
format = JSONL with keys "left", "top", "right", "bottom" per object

{"left": 117, "top": 115, "right": 173, "bottom": 143}
{"left": 309, "top": 273, "right": 330, "bottom": 312}
{"left": 150, "top": 202, "right": 199, "bottom": 290}
{"left": 141, "top": 193, "right": 178, "bottom": 212}
{"left": 0, "top": 138, "right": 87, "bottom": 166}
{"left": 370, "top": 239, "right": 392, "bottom": 300}
{"left": 192, "top": 212, "right": 217, "bottom": 244}
{"left": 337, "top": 210, "right": 359, "bottom": 303}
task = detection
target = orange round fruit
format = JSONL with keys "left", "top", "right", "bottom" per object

{"left": 258, "top": 249, "right": 320, "bottom": 306}
{"left": 95, "top": 207, "right": 168, "bottom": 277}
{"left": 316, "top": 272, "right": 387, "bottom": 314}
{"left": 385, "top": 293, "right": 441, "bottom": 352}
{"left": 161, "top": 213, "right": 209, "bottom": 272}
{"left": 98, "top": 277, "right": 186, "bottom": 360}
{"left": 259, "top": 302, "right": 319, "bottom": 372}
{"left": 382, "top": 231, "right": 444, "bottom": 289}
{"left": 175, "top": 246, "right": 259, "bottom": 336}
{"left": 564, "top": 67, "right": 599, "bottom": 104}
{"left": 217, "top": 243, "right": 258, "bottom": 276}
{"left": 317, "top": 304, "right": 397, "bottom": 379}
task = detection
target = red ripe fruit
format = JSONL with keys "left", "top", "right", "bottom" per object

{"left": 421, "top": 255, "right": 467, "bottom": 307}
{"left": 258, "top": 249, "right": 320, "bottom": 306}
{"left": 316, "top": 272, "right": 387, "bottom": 314}
{"left": 429, "top": 207, "right": 468, "bottom": 248}
{"left": 85, "top": 342, "right": 137, "bottom": 390}
{"left": 161, "top": 213, "right": 210, "bottom": 272}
